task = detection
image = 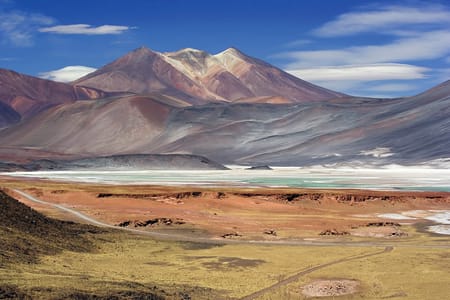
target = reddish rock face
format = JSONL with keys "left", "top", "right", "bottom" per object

{"left": 0, "top": 68, "right": 108, "bottom": 124}
{"left": 74, "top": 47, "right": 345, "bottom": 104}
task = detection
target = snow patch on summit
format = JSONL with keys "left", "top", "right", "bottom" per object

{"left": 360, "top": 147, "right": 394, "bottom": 158}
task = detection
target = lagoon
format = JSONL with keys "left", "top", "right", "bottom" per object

{"left": 3, "top": 165, "right": 450, "bottom": 192}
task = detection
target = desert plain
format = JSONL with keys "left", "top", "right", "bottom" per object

{"left": 1, "top": 176, "right": 449, "bottom": 300}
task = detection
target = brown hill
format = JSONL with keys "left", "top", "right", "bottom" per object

{"left": 0, "top": 190, "right": 101, "bottom": 266}
{"left": 0, "top": 190, "right": 170, "bottom": 299}
{"left": 0, "top": 94, "right": 183, "bottom": 157}
{"left": 2, "top": 78, "right": 449, "bottom": 166}
{"left": 0, "top": 68, "right": 110, "bottom": 127}
{"left": 74, "top": 46, "right": 344, "bottom": 104}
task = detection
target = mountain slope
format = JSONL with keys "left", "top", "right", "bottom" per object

{"left": 0, "top": 154, "right": 228, "bottom": 171}
{"left": 0, "top": 94, "right": 178, "bottom": 156}
{"left": 0, "top": 101, "right": 21, "bottom": 128}
{"left": 1, "top": 78, "right": 449, "bottom": 166}
{"left": 74, "top": 47, "right": 344, "bottom": 104}
{"left": 0, "top": 68, "right": 109, "bottom": 126}
{"left": 0, "top": 190, "right": 100, "bottom": 266}
{"left": 73, "top": 47, "right": 218, "bottom": 105}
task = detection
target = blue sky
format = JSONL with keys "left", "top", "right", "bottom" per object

{"left": 1, "top": 0, "right": 450, "bottom": 98}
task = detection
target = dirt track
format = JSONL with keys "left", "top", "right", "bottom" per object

{"left": 10, "top": 189, "right": 450, "bottom": 299}
{"left": 240, "top": 246, "right": 393, "bottom": 300}
{"left": 12, "top": 189, "right": 450, "bottom": 250}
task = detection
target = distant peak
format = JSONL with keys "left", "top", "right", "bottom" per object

{"left": 165, "top": 47, "right": 208, "bottom": 56}
{"left": 214, "top": 47, "right": 247, "bottom": 60}
{"left": 132, "top": 46, "right": 155, "bottom": 53}
{"left": 128, "top": 46, "right": 163, "bottom": 57}
{"left": 221, "top": 47, "right": 244, "bottom": 56}
{"left": 180, "top": 47, "right": 204, "bottom": 53}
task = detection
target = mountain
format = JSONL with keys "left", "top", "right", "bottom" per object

{"left": 0, "top": 68, "right": 110, "bottom": 127}
{"left": 0, "top": 46, "right": 449, "bottom": 167}
{"left": 1, "top": 79, "right": 449, "bottom": 166}
{"left": 74, "top": 46, "right": 344, "bottom": 104}
{"left": 0, "top": 101, "right": 21, "bottom": 128}
{"left": 0, "top": 154, "right": 227, "bottom": 171}
{"left": 0, "top": 94, "right": 177, "bottom": 156}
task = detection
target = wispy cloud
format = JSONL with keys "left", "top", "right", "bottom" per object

{"left": 281, "top": 3, "right": 450, "bottom": 97}
{"left": 313, "top": 4, "right": 450, "bottom": 37}
{"left": 39, "top": 66, "right": 96, "bottom": 82}
{"left": 283, "top": 30, "right": 450, "bottom": 68}
{"left": 283, "top": 39, "right": 312, "bottom": 48}
{"left": 39, "top": 24, "right": 132, "bottom": 35}
{"left": 365, "top": 83, "right": 417, "bottom": 93}
{"left": 0, "top": 11, "right": 54, "bottom": 46}
{"left": 287, "top": 64, "right": 428, "bottom": 81}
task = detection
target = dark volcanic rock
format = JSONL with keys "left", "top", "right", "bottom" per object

{"left": 246, "top": 165, "right": 273, "bottom": 170}
{"left": 263, "top": 229, "right": 277, "bottom": 236}
{"left": 116, "top": 218, "right": 185, "bottom": 228}
{"left": 0, "top": 161, "right": 24, "bottom": 172}
{"left": 366, "top": 222, "right": 401, "bottom": 227}
{"left": 319, "top": 229, "right": 350, "bottom": 236}
{"left": 221, "top": 232, "right": 242, "bottom": 238}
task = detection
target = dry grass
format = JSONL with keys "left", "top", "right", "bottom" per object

{"left": 1, "top": 178, "right": 449, "bottom": 299}
{"left": 1, "top": 231, "right": 372, "bottom": 299}
{"left": 261, "top": 246, "right": 450, "bottom": 299}
{"left": 2, "top": 227, "right": 449, "bottom": 299}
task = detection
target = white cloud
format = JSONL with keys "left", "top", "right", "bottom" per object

{"left": 39, "top": 24, "right": 132, "bottom": 35}
{"left": 286, "top": 78, "right": 420, "bottom": 98}
{"left": 39, "top": 66, "right": 96, "bottom": 82}
{"left": 287, "top": 63, "right": 428, "bottom": 81}
{"left": 0, "top": 11, "right": 54, "bottom": 46}
{"left": 365, "top": 83, "right": 417, "bottom": 93}
{"left": 314, "top": 5, "right": 450, "bottom": 37}
{"left": 279, "top": 4, "right": 450, "bottom": 97}
{"left": 283, "top": 30, "right": 450, "bottom": 68}
{"left": 283, "top": 39, "right": 312, "bottom": 48}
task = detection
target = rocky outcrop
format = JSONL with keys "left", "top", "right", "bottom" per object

{"left": 319, "top": 229, "right": 350, "bottom": 236}
{"left": 116, "top": 218, "right": 185, "bottom": 228}
{"left": 246, "top": 165, "right": 273, "bottom": 170}
{"left": 221, "top": 232, "right": 242, "bottom": 238}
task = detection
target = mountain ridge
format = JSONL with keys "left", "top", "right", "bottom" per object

{"left": 0, "top": 68, "right": 111, "bottom": 127}
{"left": 1, "top": 79, "right": 449, "bottom": 166}
{"left": 1, "top": 46, "right": 449, "bottom": 166}
{"left": 74, "top": 46, "right": 344, "bottom": 104}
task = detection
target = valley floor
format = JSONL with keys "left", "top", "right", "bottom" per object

{"left": 1, "top": 177, "right": 449, "bottom": 299}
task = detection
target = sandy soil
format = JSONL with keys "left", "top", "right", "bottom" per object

{"left": 3, "top": 177, "right": 450, "bottom": 240}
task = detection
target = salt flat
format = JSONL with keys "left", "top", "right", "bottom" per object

{"left": 3, "top": 165, "right": 450, "bottom": 192}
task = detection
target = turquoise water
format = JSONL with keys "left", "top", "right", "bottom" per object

{"left": 3, "top": 167, "right": 450, "bottom": 191}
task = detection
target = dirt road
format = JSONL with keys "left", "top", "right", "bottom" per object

{"left": 11, "top": 189, "right": 450, "bottom": 250}
{"left": 240, "top": 246, "right": 393, "bottom": 300}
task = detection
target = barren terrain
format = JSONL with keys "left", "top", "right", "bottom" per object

{"left": 3, "top": 177, "right": 449, "bottom": 240}
{"left": 1, "top": 177, "right": 449, "bottom": 299}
